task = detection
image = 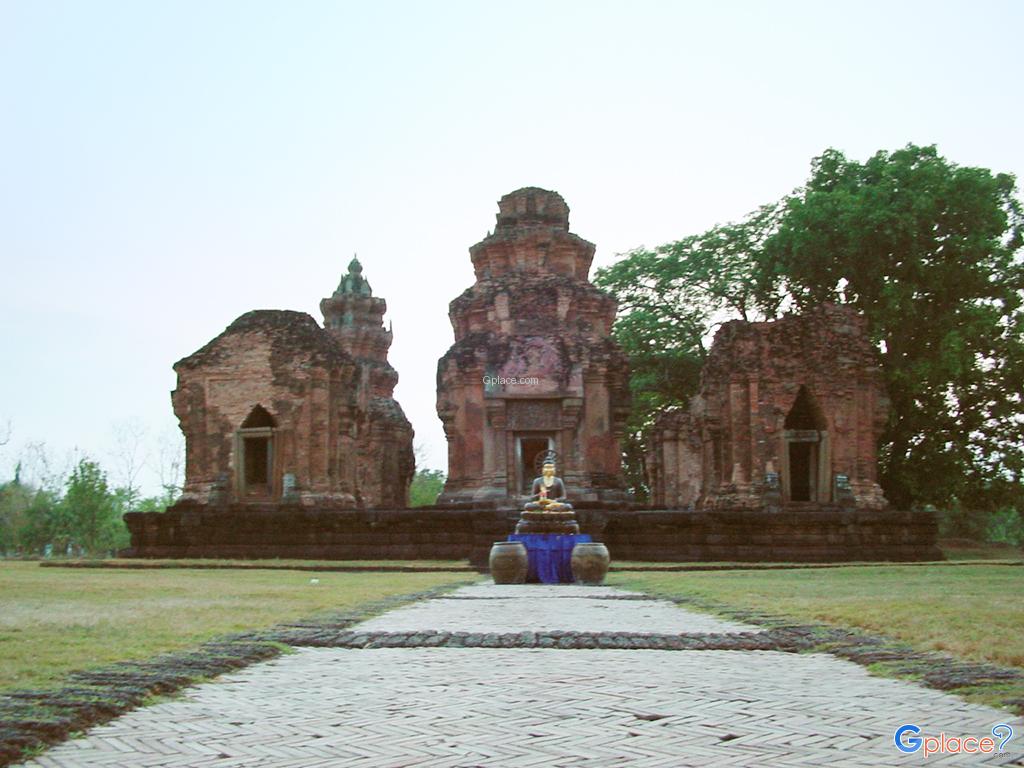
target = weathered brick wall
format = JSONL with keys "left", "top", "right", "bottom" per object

{"left": 124, "top": 506, "right": 941, "bottom": 564}
{"left": 437, "top": 188, "right": 631, "bottom": 506}
{"left": 124, "top": 504, "right": 508, "bottom": 562}
{"left": 647, "top": 410, "right": 703, "bottom": 509}
{"left": 592, "top": 509, "right": 941, "bottom": 563}
{"left": 321, "top": 260, "right": 415, "bottom": 509}
{"left": 173, "top": 310, "right": 364, "bottom": 507}
{"left": 172, "top": 261, "right": 414, "bottom": 510}
{"left": 649, "top": 304, "right": 890, "bottom": 512}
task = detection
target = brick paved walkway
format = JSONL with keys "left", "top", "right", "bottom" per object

{"left": 18, "top": 585, "right": 1024, "bottom": 767}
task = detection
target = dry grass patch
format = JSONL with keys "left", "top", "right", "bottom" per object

{"left": 39, "top": 558, "right": 471, "bottom": 571}
{"left": 608, "top": 564, "right": 1024, "bottom": 670}
{"left": 0, "top": 561, "right": 477, "bottom": 691}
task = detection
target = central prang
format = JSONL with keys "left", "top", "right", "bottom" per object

{"left": 515, "top": 457, "right": 580, "bottom": 534}
{"left": 435, "top": 187, "right": 632, "bottom": 508}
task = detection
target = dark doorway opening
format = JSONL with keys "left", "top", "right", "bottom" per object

{"left": 783, "top": 386, "right": 826, "bottom": 504}
{"left": 520, "top": 436, "right": 552, "bottom": 494}
{"left": 244, "top": 436, "right": 271, "bottom": 495}
{"left": 788, "top": 442, "right": 813, "bottom": 501}
{"left": 238, "top": 405, "right": 276, "bottom": 499}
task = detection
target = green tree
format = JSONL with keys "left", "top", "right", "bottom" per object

{"left": 0, "top": 477, "right": 32, "bottom": 553}
{"left": 595, "top": 203, "right": 784, "bottom": 497}
{"left": 22, "top": 487, "right": 63, "bottom": 553}
{"left": 766, "top": 145, "right": 1024, "bottom": 510}
{"left": 61, "top": 458, "right": 128, "bottom": 555}
{"left": 409, "top": 468, "right": 445, "bottom": 507}
{"left": 598, "top": 144, "right": 1024, "bottom": 512}
{"left": 0, "top": 480, "right": 62, "bottom": 554}
{"left": 134, "top": 479, "right": 182, "bottom": 513}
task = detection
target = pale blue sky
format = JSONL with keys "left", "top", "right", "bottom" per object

{"left": 1, "top": 0, "right": 1022, "bottom": 493}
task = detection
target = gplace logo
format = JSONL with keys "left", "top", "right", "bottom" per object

{"left": 894, "top": 723, "right": 1014, "bottom": 758}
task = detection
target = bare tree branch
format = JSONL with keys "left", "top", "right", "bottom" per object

{"left": 109, "top": 418, "right": 148, "bottom": 506}
{"left": 152, "top": 427, "right": 184, "bottom": 503}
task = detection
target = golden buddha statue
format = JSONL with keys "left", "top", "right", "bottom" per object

{"left": 524, "top": 460, "right": 574, "bottom": 513}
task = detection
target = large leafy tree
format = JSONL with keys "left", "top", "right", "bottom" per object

{"left": 598, "top": 144, "right": 1024, "bottom": 510}
{"left": 594, "top": 204, "right": 783, "bottom": 498}
{"left": 768, "top": 146, "right": 1023, "bottom": 509}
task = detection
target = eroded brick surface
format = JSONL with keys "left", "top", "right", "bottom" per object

{"left": 131, "top": 258, "right": 412, "bottom": 537}
{"left": 437, "top": 188, "right": 631, "bottom": 507}
{"left": 650, "top": 304, "right": 891, "bottom": 512}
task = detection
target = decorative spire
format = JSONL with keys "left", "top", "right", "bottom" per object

{"left": 334, "top": 253, "right": 373, "bottom": 297}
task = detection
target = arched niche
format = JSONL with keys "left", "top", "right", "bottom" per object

{"left": 781, "top": 386, "right": 830, "bottom": 504}
{"left": 236, "top": 405, "right": 277, "bottom": 499}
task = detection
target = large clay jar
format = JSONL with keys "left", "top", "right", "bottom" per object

{"left": 571, "top": 542, "right": 610, "bottom": 585}
{"left": 489, "top": 541, "right": 528, "bottom": 584}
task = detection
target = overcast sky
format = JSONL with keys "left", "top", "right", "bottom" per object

{"left": 1, "top": 0, "right": 1022, "bottom": 494}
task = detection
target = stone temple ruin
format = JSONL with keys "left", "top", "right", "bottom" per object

{"left": 125, "top": 188, "right": 940, "bottom": 562}
{"left": 648, "top": 304, "right": 890, "bottom": 513}
{"left": 171, "top": 257, "right": 414, "bottom": 510}
{"left": 436, "top": 187, "right": 631, "bottom": 507}
{"left": 124, "top": 260, "right": 425, "bottom": 558}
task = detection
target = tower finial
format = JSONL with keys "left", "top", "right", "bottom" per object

{"left": 335, "top": 253, "right": 372, "bottom": 296}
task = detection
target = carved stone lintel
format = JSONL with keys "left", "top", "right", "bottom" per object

{"left": 507, "top": 399, "right": 562, "bottom": 430}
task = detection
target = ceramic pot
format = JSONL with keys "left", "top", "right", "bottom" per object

{"left": 489, "top": 541, "right": 528, "bottom": 584}
{"left": 571, "top": 542, "right": 610, "bottom": 585}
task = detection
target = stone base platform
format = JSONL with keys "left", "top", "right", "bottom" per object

{"left": 124, "top": 503, "right": 942, "bottom": 564}
{"left": 600, "top": 507, "right": 943, "bottom": 563}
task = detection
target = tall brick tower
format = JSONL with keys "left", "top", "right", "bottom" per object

{"left": 436, "top": 188, "right": 631, "bottom": 507}
{"left": 321, "top": 257, "right": 415, "bottom": 508}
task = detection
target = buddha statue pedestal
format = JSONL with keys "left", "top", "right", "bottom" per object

{"left": 514, "top": 498, "right": 580, "bottom": 535}
{"left": 492, "top": 457, "right": 605, "bottom": 584}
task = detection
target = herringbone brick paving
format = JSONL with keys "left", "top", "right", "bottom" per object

{"left": 16, "top": 585, "right": 1024, "bottom": 767}
{"left": 353, "top": 584, "right": 757, "bottom": 635}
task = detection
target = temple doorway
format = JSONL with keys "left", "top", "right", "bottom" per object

{"left": 788, "top": 441, "right": 815, "bottom": 501}
{"left": 516, "top": 434, "right": 555, "bottom": 495}
{"left": 238, "top": 405, "right": 276, "bottom": 498}
{"left": 783, "top": 386, "right": 828, "bottom": 503}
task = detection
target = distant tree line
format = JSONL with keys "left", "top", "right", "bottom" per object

{"left": 0, "top": 448, "right": 181, "bottom": 558}
{"left": 1, "top": 431, "right": 444, "bottom": 554}
{"left": 595, "top": 144, "right": 1024, "bottom": 546}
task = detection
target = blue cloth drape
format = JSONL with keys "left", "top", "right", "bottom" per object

{"left": 508, "top": 533, "right": 592, "bottom": 584}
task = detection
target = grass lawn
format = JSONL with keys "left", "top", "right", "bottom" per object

{"left": 0, "top": 561, "right": 478, "bottom": 692}
{"left": 39, "top": 558, "right": 472, "bottom": 570}
{"left": 607, "top": 564, "right": 1024, "bottom": 670}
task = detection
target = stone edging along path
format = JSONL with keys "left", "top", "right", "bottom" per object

{"left": 37, "top": 558, "right": 1024, "bottom": 573}
{"left": 38, "top": 561, "right": 478, "bottom": 573}
{"left": 256, "top": 592, "right": 1024, "bottom": 709}
{"left": 650, "top": 593, "right": 1024, "bottom": 700}
{"left": 0, "top": 583, "right": 470, "bottom": 767}
{"left": 2, "top": 582, "right": 1022, "bottom": 766}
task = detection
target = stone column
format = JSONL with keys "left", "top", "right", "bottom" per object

{"left": 582, "top": 370, "right": 612, "bottom": 472}
{"left": 728, "top": 378, "right": 750, "bottom": 485}
{"left": 463, "top": 365, "right": 486, "bottom": 488}
{"left": 485, "top": 400, "right": 508, "bottom": 495}
{"left": 561, "top": 397, "right": 583, "bottom": 482}
{"left": 747, "top": 378, "right": 760, "bottom": 483}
